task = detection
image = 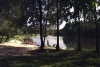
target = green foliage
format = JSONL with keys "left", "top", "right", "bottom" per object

{"left": 0, "top": 18, "right": 15, "bottom": 36}
{"left": 0, "top": 0, "right": 99, "bottom": 51}
{"left": 62, "top": 21, "right": 100, "bottom": 38}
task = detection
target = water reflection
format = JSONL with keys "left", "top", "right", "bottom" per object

{"left": 29, "top": 36, "right": 100, "bottom": 50}
{"left": 30, "top": 35, "right": 67, "bottom": 49}
{"left": 63, "top": 37, "right": 100, "bottom": 50}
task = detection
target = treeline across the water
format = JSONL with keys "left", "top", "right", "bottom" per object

{"left": 60, "top": 21, "right": 100, "bottom": 38}
{"left": 63, "top": 37, "right": 100, "bottom": 50}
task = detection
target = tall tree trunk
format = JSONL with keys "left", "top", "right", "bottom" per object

{"left": 38, "top": 0, "right": 44, "bottom": 50}
{"left": 44, "top": 0, "right": 49, "bottom": 46}
{"left": 44, "top": 15, "right": 48, "bottom": 46}
{"left": 44, "top": 19, "right": 47, "bottom": 46}
{"left": 56, "top": 0, "right": 59, "bottom": 50}
{"left": 78, "top": 21, "right": 81, "bottom": 50}
{"left": 95, "top": 6, "right": 99, "bottom": 52}
{"left": 77, "top": 13, "right": 81, "bottom": 50}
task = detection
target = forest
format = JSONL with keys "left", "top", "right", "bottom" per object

{"left": 0, "top": 0, "right": 100, "bottom": 51}
{"left": 0, "top": 0, "right": 100, "bottom": 67}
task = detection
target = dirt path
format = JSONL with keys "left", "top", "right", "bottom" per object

{"left": 0, "top": 40, "right": 39, "bottom": 59}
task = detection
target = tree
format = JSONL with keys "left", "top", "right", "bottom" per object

{"left": 0, "top": 0, "right": 23, "bottom": 41}
{"left": 56, "top": 0, "right": 59, "bottom": 50}
{"left": 43, "top": 0, "right": 50, "bottom": 46}
{"left": 38, "top": 0, "right": 44, "bottom": 50}
{"left": 94, "top": 1, "right": 99, "bottom": 52}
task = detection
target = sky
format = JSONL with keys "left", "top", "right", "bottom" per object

{"left": 27, "top": 5, "right": 100, "bottom": 30}
{"left": 59, "top": 21, "right": 67, "bottom": 29}
{"left": 59, "top": 5, "right": 100, "bottom": 29}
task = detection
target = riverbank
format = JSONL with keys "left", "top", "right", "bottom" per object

{"left": 0, "top": 40, "right": 100, "bottom": 67}
{"left": 0, "top": 39, "right": 39, "bottom": 47}
{"left": 0, "top": 39, "right": 40, "bottom": 59}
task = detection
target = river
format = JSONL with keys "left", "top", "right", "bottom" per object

{"left": 30, "top": 36, "right": 100, "bottom": 50}
{"left": 63, "top": 37, "right": 100, "bottom": 50}
{"left": 30, "top": 35, "right": 67, "bottom": 49}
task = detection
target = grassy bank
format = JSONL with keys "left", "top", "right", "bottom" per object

{"left": 0, "top": 50, "right": 100, "bottom": 67}
{"left": 0, "top": 34, "right": 38, "bottom": 43}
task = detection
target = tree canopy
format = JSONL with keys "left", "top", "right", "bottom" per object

{"left": 0, "top": 0, "right": 100, "bottom": 51}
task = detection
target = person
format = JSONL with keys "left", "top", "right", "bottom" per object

{"left": 23, "top": 38, "right": 30, "bottom": 44}
{"left": 53, "top": 44, "right": 56, "bottom": 47}
{"left": 30, "top": 42, "right": 37, "bottom": 46}
{"left": 47, "top": 40, "right": 50, "bottom": 46}
{"left": 26, "top": 39, "right": 31, "bottom": 44}
{"left": 14, "top": 37, "right": 16, "bottom": 43}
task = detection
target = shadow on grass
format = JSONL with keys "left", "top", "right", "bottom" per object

{"left": 0, "top": 45, "right": 31, "bottom": 58}
{"left": 0, "top": 45, "right": 100, "bottom": 67}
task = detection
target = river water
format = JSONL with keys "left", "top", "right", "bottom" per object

{"left": 30, "top": 36, "right": 100, "bottom": 50}
{"left": 30, "top": 35, "right": 67, "bottom": 49}
{"left": 63, "top": 37, "right": 100, "bottom": 50}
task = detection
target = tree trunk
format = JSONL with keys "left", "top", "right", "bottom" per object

{"left": 44, "top": 0, "right": 49, "bottom": 46}
{"left": 78, "top": 21, "right": 81, "bottom": 50}
{"left": 95, "top": 7, "right": 99, "bottom": 52}
{"left": 56, "top": 0, "right": 59, "bottom": 51}
{"left": 38, "top": 0, "right": 44, "bottom": 50}
{"left": 77, "top": 13, "right": 81, "bottom": 51}
{"left": 44, "top": 18, "right": 47, "bottom": 46}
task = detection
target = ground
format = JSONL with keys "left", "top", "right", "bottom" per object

{"left": 0, "top": 40, "right": 100, "bottom": 67}
{"left": 0, "top": 40, "right": 39, "bottom": 59}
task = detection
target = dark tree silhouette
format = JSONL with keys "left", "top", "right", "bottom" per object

{"left": 56, "top": 0, "right": 59, "bottom": 50}
{"left": 38, "top": 0, "right": 44, "bottom": 50}
{"left": 95, "top": 5, "right": 99, "bottom": 52}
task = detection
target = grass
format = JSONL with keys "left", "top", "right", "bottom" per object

{"left": 0, "top": 34, "right": 38, "bottom": 43}
{"left": 14, "top": 34, "right": 40, "bottom": 42}
{"left": 0, "top": 49, "right": 100, "bottom": 67}
{"left": 0, "top": 34, "right": 100, "bottom": 67}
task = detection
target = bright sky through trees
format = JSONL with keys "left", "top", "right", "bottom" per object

{"left": 59, "top": 21, "right": 67, "bottom": 29}
{"left": 26, "top": 3, "right": 100, "bottom": 30}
